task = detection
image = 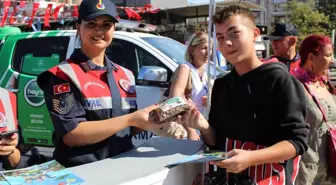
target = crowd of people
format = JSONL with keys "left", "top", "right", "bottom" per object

{"left": 0, "top": 0, "right": 335, "bottom": 184}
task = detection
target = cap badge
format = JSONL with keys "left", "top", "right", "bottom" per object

{"left": 96, "top": 0, "right": 105, "bottom": 10}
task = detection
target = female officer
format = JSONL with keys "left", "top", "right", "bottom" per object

{"left": 0, "top": 87, "right": 24, "bottom": 170}
{"left": 37, "top": 0, "right": 161, "bottom": 167}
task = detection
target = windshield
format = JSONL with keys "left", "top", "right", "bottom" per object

{"left": 141, "top": 36, "right": 226, "bottom": 78}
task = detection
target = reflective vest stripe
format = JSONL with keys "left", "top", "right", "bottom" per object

{"left": 51, "top": 61, "right": 137, "bottom": 111}
{"left": 58, "top": 61, "right": 82, "bottom": 92}
{"left": 83, "top": 97, "right": 136, "bottom": 111}
{"left": 0, "top": 88, "right": 17, "bottom": 131}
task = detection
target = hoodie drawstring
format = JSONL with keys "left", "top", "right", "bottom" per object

{"left": 247, "top": 84, "right": 257, "bottom": 119}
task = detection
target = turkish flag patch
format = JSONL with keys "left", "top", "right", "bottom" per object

{"left": 53, "top": 83, "right": 71, "bottom": 95}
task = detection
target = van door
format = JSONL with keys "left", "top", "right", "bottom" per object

{"left": 106, "top": 38, "right": 171, "bottom": 147}
{"left": 12, "top": 37, "right": 70, "bottom": 146}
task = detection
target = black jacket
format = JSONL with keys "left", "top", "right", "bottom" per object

{"left": 209, "top": 62, "right": 309, "bottom": 184}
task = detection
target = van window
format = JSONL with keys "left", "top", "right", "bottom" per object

{"left": 106, "top": 38, "right": 171, "bottom": 80}
{"left": 106, "top": 39, "right": 139, "bottom": 76}
{"left": 12, "top": 37, "right": 70, "bottom": 73}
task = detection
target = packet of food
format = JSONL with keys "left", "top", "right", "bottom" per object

{"left": 149, "top": 96, "right": 190, "bottom": 124}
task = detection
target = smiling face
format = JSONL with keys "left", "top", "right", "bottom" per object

{"left": 78, "top": 15, "right": 115, "bottom": 53}
{"left": 215, "top": 15, "right": 259, "bottom": 65}
{"left": 310, "top": 44, "right": 334, "bottom": 77}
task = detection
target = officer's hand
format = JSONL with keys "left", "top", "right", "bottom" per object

{"left": 0, "top": 133, "right": 18, "bottom": 156}
{"left": 130, "top": 104, "right": 163, "bottom": 130}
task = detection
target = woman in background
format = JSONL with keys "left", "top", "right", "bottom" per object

{"left": 169, "top": 31, "right": 214, "bottom": 140}
{"left": 293, "top": 34, "right": 336, "bottom": 185}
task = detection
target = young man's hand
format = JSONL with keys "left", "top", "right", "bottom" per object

{"left": 0, "top": 133, "right": 18, "bottom": 156}
{"left": 210, "top": 149, "right": 254, "bottom": 173}
{"left": 177, "top": 107, "right": 210, "bottom": 131}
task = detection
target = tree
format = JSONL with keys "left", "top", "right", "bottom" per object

{"left": 286, "top": 0, "right": 331, "bottom": 44}
{"left": 316, "top": 0, "right": 336, "bottom": 29}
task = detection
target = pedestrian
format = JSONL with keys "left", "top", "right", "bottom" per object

{"left": 179, "top": 5, "right": 309, "bottom": 184}
{"left": 293, "top": 34, "right": 336, "bottom": 185}
{"left": 263, "top": 22, "right": 300, "bottom": 73}
{"left": 37, "top": 0, "right": 162, "bottom": 167}
{"left": 169, "top": 31, "right": 214, "bottom": 140}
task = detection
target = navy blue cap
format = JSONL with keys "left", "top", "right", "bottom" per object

{"left": 264, "top": 22, "right": 298, "bottom": 41}
{"left": 78, "top": 0, "right": 118, "bottom": 23}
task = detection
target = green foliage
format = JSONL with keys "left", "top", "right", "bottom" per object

{"left": 316, "top": 0, "right": 336, "bottom": 29}
{"left": 286, "top": 0, "right": 331, "bottom": 45}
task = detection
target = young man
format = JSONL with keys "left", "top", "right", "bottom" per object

{"left": 180, "top": 5, "right": 309, "bottom": 184}
{"left": 263, "top": 22, "right": 300, "bottom": 73}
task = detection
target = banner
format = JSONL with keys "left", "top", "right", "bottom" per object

{"left": 44, "top": 3, "right": 53, "bottom": 28}
{"left": 27, "top": 2, "right": 39, "bottom": 28}
{"left": 0, "top": 1, "right": 10, "bottom": 27}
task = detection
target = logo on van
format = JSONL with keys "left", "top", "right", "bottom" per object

{"left": 24, "top": 79, "right": 45, "bottom": 107}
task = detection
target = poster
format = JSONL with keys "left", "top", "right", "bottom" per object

{"left": 17, "top": 54, "right": 60, "bottom": 146}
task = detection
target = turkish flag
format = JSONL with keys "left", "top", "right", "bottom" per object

{"left": 124, "top": 8, "right": 142, "bottom": 20}
{"left": 0, "top": 1, "right": 11, "bottom": 27}
{"left": 44, "top": 3, "right": 53, "bottom": 28}
{"left": 53, "top": 83, "right": 71, "bottom": 95}
{"left": 9, "top": 7, "right": 18, "bottom": 25}
{"left": 72, "top": 5, "right": 78, "bottom": 17}
{"left": 19, "top": 0, "right": 26, "bottom": 8}
{"left": 27, "top": 2, "right": 39, "bottom": 28}
{"left": 53, "top": 4, "right": 65, "bottom": 20}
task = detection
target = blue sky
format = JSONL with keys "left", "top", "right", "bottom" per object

{"left": 188, "top": 0, "right": 225, "bottom": 5}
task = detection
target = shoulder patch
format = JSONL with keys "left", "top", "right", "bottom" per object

{"left": 119, "top": 79, "right": 135, "bottom": 94}
{"left": 52, "top": 93, "right": 75, "bottom": 115}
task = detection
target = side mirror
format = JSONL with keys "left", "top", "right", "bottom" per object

{"left": 138, "top": 66, "right": 168, "bottom": 82}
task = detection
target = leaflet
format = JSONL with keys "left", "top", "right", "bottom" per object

{"left": 0, "top": 160, "right": 84, "bottom": 185}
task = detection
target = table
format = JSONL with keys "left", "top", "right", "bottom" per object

{"left": 70, "top": 137, "right": 206, "bottom": 185}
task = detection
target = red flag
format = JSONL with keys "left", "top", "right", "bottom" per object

{"left": 0, "top": 1, "right": 11, "bottom": 27}
{"left": 124, "top": 8, "right": 142, "bottom": 20}
{"left": 72, "top": 5, "right": 78, "bottom": 17}
{"left": 19, "top": 0, "right": 26, "bottom": 8}
{"left": 149, "top": 8, "right": 160, "bottom": 14}
{"left": 9, "top": 7, "right": 18, "bottom": 25}
{"left": 44, "top": 4, "right": 53, "bottom": 28}
{"left": 53, "top": 83, "right": 71, "bottom": 95}
{"left": 53, "top": 4, "right": 65, "bottom": 20}
{"left": 27, "top": 2, "right": 39, "bottom": 28}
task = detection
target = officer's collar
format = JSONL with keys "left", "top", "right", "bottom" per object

{"left": 274, "top": 52, "right": 300, "bottom": 63}
{"left": 70, "top": 49, "right": 117, "bottom": 72}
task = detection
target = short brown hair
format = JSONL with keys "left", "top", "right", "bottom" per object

{"left": 213, "top": 5, "right": 255, "bottom": 25}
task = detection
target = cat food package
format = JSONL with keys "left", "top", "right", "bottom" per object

{"left": 149, "top": 96, "right": 190, "bottom": 123}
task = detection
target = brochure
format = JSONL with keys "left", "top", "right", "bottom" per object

{"left": 0, "top": 174, "right": 10, "bottom": 185}
{"left": 0, "top": 160, "right": 84, "bottom": 185}
{"left": 166, "top": 150, "right": 228, "bottom": 167}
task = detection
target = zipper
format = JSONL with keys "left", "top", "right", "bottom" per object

{"left": 247, "top": 84, "right": 257, "bottom": 119}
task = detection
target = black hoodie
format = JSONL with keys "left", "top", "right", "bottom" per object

{"left": 209, "top": 62, "right": 309, "bottom": 185}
